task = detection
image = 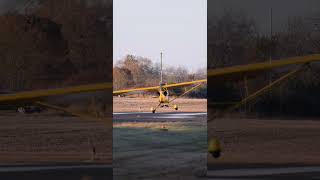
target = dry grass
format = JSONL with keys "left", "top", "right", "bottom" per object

{"left": 208, "top": 118, "right": 320, "bottom": 165}
{"left": 0, "top": 112, "right": 112, "bottom": 164}
{"left": 114, "top": 122, "right": 201, "bottom": 132}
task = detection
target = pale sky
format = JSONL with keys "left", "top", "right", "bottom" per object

{"left": 113, "top": 0, "right": 207, "bottom": 72}
{"left": 208, "top": 0, "right": 320, "bottom": 35}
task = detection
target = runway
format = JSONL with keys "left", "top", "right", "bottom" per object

{"left": 113, "top": 111, "right": 207, "bottom": 179}
{"left": 0, "top": 163, "right": 112, "bottom": 180}
{"left": 113, "top": 112, "right": 207, "bottom": 123}
{"left": 207, "top": 165, "right": 320, "bottom": 179}
{"left": 114, "top": 112, "right": 320, "bottom": 179}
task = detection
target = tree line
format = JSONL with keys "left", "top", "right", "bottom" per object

{"left": 113, "top": 55, "right": 207, "bottom": 98}
{"left": 0, "top": 0, "right": 112, "bottom": 91}
{"left": 208, "top": 12, "right": 320, "bottom": 117}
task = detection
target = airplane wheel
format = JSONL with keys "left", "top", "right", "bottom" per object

{"left": 208, "top": 138, "right": 221, "bottom": 159}
{"left": 151, "top": 107, "right": 156, "bottom": 113}
{"left": 211, "top": 150, "right": 221, "bottom": 158}
{"left": 17, "top": 107, "right": 26, "bottom": 114}
{"left": 174, "top": 104, "right": 178, "bottom": 110}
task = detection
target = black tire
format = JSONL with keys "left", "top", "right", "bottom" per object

{"left": 210, "top": 150, "right": 221, "bottom": 159}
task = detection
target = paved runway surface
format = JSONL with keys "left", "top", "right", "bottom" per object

{"left": 7, "top": 112, "right": 316, "bottom": 179}
{"left": 113, "top": 112, "right": 207, "bottom": 123}
{"left": 113, "top": 112, "right": 207, "bottom": 180}
{"left": 114, "top": 112, "right": 320, "bottom": 180}
{"left": 0, "top": 163, "right": 112, "bottom": 180}
{"left": 207, "top": 165, "right": 320, "bottom": 179}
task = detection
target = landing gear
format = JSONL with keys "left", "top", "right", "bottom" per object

{"left": 17, "top": 106, "right": 42, "bottom": 114}
{"left": 17, "top": 107, "right": 26, "bottom": 114}
{"left": 208, "top": 138, "right": 221, "bottom": 159}
{"left": 152, "top": 104, "right": 178, "bottom": 112}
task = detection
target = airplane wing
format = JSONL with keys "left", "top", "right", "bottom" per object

{"left": 208, "top": 54, "right": 320, "bottom": 78}
{"left": 113, "top": 79, "right": 207, "bottom": 95}
{"left": 2, "top": 54, "right": 319, "bottom": 102}
{"left": 0, "top": 82, "right": 112, "bottom": 103}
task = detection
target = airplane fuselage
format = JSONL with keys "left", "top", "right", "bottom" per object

{"left": 159, "top": 90, "right": 169, "bottom": 103}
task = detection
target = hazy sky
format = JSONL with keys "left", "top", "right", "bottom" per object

{"left": 0, "top": 0, "right": 28, "bottom": 13}
{"left": 114, "top": 0, "right": 207, "bottom": 72}
{"left": 208, "top": 0, "right": 320, "bottom": 34}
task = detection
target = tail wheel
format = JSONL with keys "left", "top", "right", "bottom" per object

{"left": 173, "top": 104, "right": 178, "bottom": 110}
{"left": 151, "top": 107, "right": 156, "bottom": 113}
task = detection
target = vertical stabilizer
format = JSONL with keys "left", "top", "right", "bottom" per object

{"left": 160, "top": 52, "right": 163, "bottom": 84}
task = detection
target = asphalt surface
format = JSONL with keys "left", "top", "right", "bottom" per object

{"left": 114, "top": 112, "right": 320, "bottom": 179}
{"left": 4, "top": 112, "right": 317, "bottom": 179}
{"left": 113, "top": 112, "right": 207, "bottom": 123}
{"left": 207, "top": 165, "right": 320, "bottom": 179}
{"left": 114, "top": 113, "right": 320, "bottom": 179}
{"left": 113, "top": 112, "right": 207, "bottom": 180}
{"left": 0, "top": 163, "right": 112, "bottom": 180}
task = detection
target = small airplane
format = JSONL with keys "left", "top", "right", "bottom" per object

{"left": 0, "top": 53, "right": 319, "bottom": 158}
{"left": 0, "top": 54, "right": 319, "bottom": 115}
{"left": 113, "top": 52, "right": 207, "bottom": 113}
{"left": 0, "top": 83, "right": 113, "bottom": 118}
{"left": 206, "top": 54, "right": 320, "bottom": 159}
{"left": 114, "top": 79, "right": 207, "bottom": 113}
{"left": 113, "top": 53, "right": 320, "bottom": 158}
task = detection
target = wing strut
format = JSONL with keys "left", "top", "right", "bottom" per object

{"left": 35, "top": 101, "right": 104, "bottom": 121}
{"left": 208, "top": 63, "right": 310, "bottom": 123}
{"left": 151, "top": 82, "right": 205, "bottom": 113}
{"left": 207, "top": 63, "right": 310, "bottom": 158}
{"left": 169, "top": 83, "right": 204, "bottom": 103}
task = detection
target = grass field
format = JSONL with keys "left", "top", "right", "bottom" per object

{"left": 0, "top": 111, "right": 112, "bottom": 164}
{"left": 208, "top": 117, "right": 320, "bottom": 166}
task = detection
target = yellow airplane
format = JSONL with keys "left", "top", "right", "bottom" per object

{"left": 207, "top": 54, "right": 320, "bottom": 158}
{"left": 0, "top": 83, "right": 113, "bottom": 117}
{"left": 0, "top": 54, "right": 320, "bottom": 158}
{"left": 113, "top": 79, "right": 207, "bottom": 113}
{"left": 0, "top": 54, "right": 319, "bottom": 114}
{"left": 113, "top": 52, "right": 207, "bottom": 113}
{"left": 113, "top": 54, "right": 320, "bottom": 115}
{"left": 0, "top": 54, "right": 319, "bottom": 106}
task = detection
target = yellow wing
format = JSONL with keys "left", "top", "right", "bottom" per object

{"left": 0, "top": 80, "right": 206, "bottom": 103}
{"left": 208, "top": 54, "right": 320, "bottom": 78}
{"left": 113, "top": 54, "right": 320, "bottom": 95}
{"left": 0, "top": 82, "right": 112, "bottom": 103}
{"left": 113, "top": 79, "right": 207, "bottom": 95}
{"left": 1, "top": 54, "right": 319, "bottom": 102}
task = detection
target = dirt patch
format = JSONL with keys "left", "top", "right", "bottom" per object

{"left": 113, "top": 97, "right": 207, "bottom": 113}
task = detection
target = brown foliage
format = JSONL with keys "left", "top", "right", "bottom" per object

{"left": 113, "top": 54, "right": 207, "bottom": 98}
{"left": 208, "top": 11, "right": 320, "bottom": 116}
{"left": 0, "top": 0, "right": 113, "bottom": 90}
